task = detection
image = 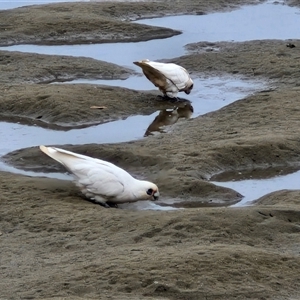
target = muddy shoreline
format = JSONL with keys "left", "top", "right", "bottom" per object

{"left": 0, "top": 0, "right": 260, "bottom": 46}
{"left": 1, "top": 1, "right": 300, "bottom": 299}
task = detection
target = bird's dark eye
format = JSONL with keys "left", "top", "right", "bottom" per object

{"left": 147, "top": 188, "right": 153, "bottom": 196}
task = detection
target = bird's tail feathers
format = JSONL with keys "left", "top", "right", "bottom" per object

{"left": 39, "top": 145, "right": 93, "bottom": 167}
{"left": 39, "top": 145, "right": 119, "bottom": 174}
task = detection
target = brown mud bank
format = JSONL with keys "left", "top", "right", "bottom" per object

{"left": 0, "top": 82, "right": 190, "bottom": 129}
{"left": 0, "top": 0, "right": 259, "bottom": 46}
{"left": 1, "top": 39, "right": 300, "bottom": 128}
{"left": 0, "top": 49, "right": 193, "bottom": 127}
{"left": 1, "top": 1, "right": 300, "bottom": 299}
{"left": 1, "top": 170, "right": 300, "bottom": 300}
{"left": 0, "top": 50, "right": 135, "bottom": 84}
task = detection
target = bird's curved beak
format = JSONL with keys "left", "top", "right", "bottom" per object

{"left": 185, "top": 90, "right": 191, "bottom": 94}
{"left": 153, "top": 192, "right": 159, "bottom": 201}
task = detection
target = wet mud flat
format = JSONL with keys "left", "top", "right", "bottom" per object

{"left": 1, "top": 170, "right": 300, "bottom": 299}
{"left": 0, "top": 0, "right": 259, "bottom": 46}
{"left": 1, "top": 0, "right": 300, "bottom": 299}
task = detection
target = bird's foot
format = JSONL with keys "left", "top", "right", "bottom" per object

{"left": 100, "top": 202, "right": 112, "bottom": 208}
{"left": 98, "top": 201, "right": 119, "bottom": 208}
{"left": 86, "top": 197, "right": 115, "bottom": 208}
{"left": 106, "top": 202, "right": 119, "bottom": 208}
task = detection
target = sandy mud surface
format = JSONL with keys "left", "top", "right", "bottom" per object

{"left": 1, "top": 1, "right": 300, "bottom": 299}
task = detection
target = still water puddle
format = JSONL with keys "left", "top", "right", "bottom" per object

{"left": 0, "top": 76, "right": 264, "bottom": 157}
{"left": 1, "top": 2, "right": 300, "bottom": 68}
{"left": 0, "top": 113, "right": 156, "bottom": 156}
{"left": 1, "top": 0, "right": 300, "bottom": 209}
{"left": 67, "top": 76, "right": 264, "bottom": 117}
{"left": 211, "top": 170, "right": 300, "bottom": 207}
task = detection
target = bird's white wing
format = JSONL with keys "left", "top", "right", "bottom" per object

{"left": 40, "top": 145, "right": 132, "bottom": 178}
{"left": 72, "top": 161, "right": 126, "bottom": 198}
{"left": 133, "top": 60, "right": 167, "bottom": 88}
{"left": 40, "top": 145, "right": 132, "bottom": 199}
{"left": 144, "top": 61, "right": 190, "bottom": 90}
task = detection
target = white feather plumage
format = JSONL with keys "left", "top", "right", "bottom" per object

{"left": 40, "top": 145, "right": 159, "bottom": 207}
{"left": 134, "top": 59, "right": 194, "bottom": 98}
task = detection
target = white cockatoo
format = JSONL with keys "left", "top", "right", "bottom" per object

{"left": 40, "top": 145, "right": 159, "bottom": 208}
{"left": 133, "top": 59, "right": 194, "bottom": 98}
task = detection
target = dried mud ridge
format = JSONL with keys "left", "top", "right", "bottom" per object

{"left": 1, "top": 1, "right": 300, "bottom": 299}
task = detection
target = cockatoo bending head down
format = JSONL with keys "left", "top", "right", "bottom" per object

{"left": 40, "top": 145, "right": 159, "bottom": 208}
{"left": 133, "top": 59, "right": 194, "bottom": 98}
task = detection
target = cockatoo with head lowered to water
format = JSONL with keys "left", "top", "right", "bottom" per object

{"left": 40, "top": 145, "right": 159, "bottom": 208}
{"left": 133, "top": 59, "right": 194, "bottom": 99}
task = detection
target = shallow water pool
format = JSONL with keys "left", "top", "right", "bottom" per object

{"left": 2, "top": 1, "right": 300, "bottom": 67}
{"left": 212, "top": 169, "right": 300, "bottom": 207}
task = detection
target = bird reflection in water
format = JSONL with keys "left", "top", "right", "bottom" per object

{"left": 144, "top": 103, "right": 194, "bottom": 137}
